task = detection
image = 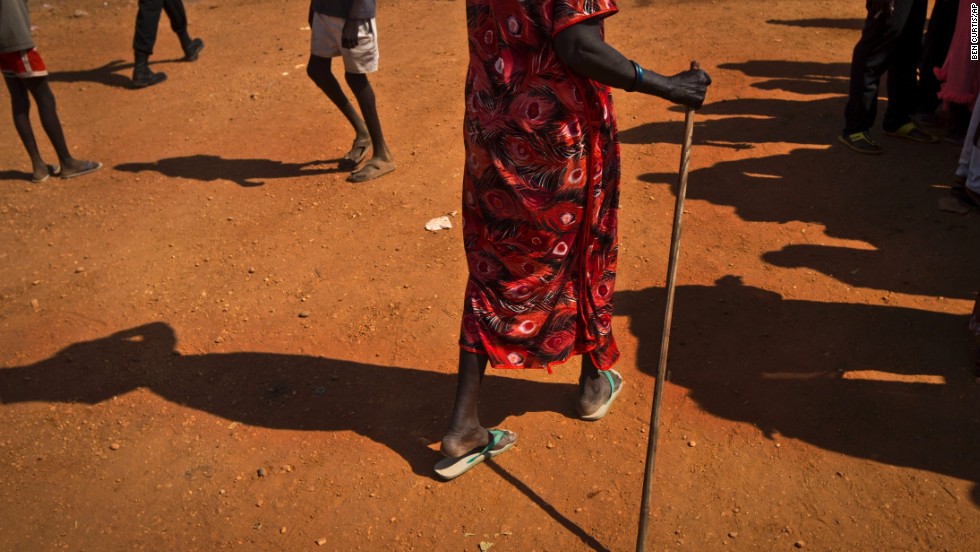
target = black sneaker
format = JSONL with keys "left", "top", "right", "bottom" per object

{"left": 182, "top": 38, "right": 204, "bottom": 62}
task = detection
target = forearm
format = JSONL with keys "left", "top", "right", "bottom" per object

{"left": 554, "top": 21, "right": 673, "bottom": 99}
{"left": 554, "top": 19, "right": 709, "bottom": 108}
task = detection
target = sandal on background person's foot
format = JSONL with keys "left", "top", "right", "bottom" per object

{"left": 338, "top": 137, "right": 371, "bottom": 171}
{"left": 838, "top": 131, "right": 883, "bottom": 154}
{"left": 578, "top": 369, "right": 624, "bottom": 421}
{"left": 347, "top": 158, "right": 395, "bottom": 183}
{"left": 883, "top": 122, "right": 938, "bottom": 143}
{"left": 31, "top": 164, "right": 61, "bottom": 183}
{"left": 60, "top": 160, "right": 102, "bottom": 180}
{"left": 434, "top": 428, "right": 517, "bottom": 480}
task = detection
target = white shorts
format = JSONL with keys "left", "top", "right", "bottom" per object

{"left": 310, "top": 14, "right": 378, "bottom": 74}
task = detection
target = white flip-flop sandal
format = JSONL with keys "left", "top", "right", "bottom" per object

{"left": 434, "top": 429, "right": 517, "bottom": 480}
{"left": 579, "top": 369, "right": 623, "bottom": 421}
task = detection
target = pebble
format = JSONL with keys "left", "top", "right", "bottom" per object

{"left": 109, "top": 443, "right": 120, "bottom": 450}
{"left": 298, "top": 311, "right": 310, "bottom": 318}
{"left": 728, "top": 531, "right": 737, "bottom": 538}
{"left": 687, "top": 441, "right": 697, "bottom": 447}
{"left": 74, "top": 266, "right": 85, "bottom": 273}
{"left": 314, "top": 386, "right": 326, "bottom": 395}
{"left": 280, "top": 527, "right": 287, "bottom": 534}
{"left": 546, "top": 442, "right": 555, "bottom": 449}
{"left": 257, "top": 467, "right": 266, "bottom": 477}
{"left": 255, "top": 498, "right": 264, "bottom": 507}
{"left": 248, "top": 267, "right": 256, "bottom": 274}
{"left": 424, "top": 216, "right": 453, "bottom": 231}
{"left": 795, "top": 541, "right": 805, "bottom": 548}
{"left": 315, "top": 537, "right": 327, "bottom": 546}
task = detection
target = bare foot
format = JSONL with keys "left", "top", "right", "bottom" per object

{"left": 440, "top": 426, "right": 489, "bottom": 458}
{"left": 576, "top": 369, "right": 622, "bottom": 418}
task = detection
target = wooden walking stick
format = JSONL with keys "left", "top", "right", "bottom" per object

{"left": 635, "top": 61, "right": 700, "bottom": 552}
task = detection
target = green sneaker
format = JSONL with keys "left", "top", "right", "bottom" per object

{"left": 838, "top": 131, "right": 883, "bottom": 154}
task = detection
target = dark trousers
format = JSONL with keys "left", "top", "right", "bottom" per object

{"left": 133, "top": 0, "right": 189, "bottom": 57}
{"left": 843, "top": 0, "right": 928, "bottom": 133}
{"left": 917, "top": 0, "right": 959, "bottom": 114}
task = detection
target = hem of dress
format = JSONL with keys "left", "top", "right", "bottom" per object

{"left": 938, "top": 92, "right": 978, "bottom": 106}
{"left": 458, "top": 342, "right": 619, "bottom": 374}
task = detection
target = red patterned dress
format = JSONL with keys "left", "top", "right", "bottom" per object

{"left": 459, "top": 0, "right": 621, "bottom": 372}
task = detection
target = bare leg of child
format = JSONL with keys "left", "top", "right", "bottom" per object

{"left": 4, "top": 76, "right": 51, "bottom": 182}
{"left": 22, "top": 77, "right": 100, "bottom": 178}
{"left": 344, "top": 72, "right": 395, "bottom": 182}
{"left": 306, "top": 55, "right": 371, "bottom": 170}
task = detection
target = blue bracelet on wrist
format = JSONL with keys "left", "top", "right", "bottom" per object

{"left": 627, "top": 60, "right": 644, "bottom": 92}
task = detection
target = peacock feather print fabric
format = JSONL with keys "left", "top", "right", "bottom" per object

{"left": 459, "top": 0, "right": 622, "bottom": 372}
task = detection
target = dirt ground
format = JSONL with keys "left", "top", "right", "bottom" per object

{"left": 1, "top": 0, "right": 979, "bottom": 550}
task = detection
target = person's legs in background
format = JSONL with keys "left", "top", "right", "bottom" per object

{"left": 841, "top": 0, "right": 931, "bottom": 152}
{"left": 132, "top": 0, "right": 168, "bottom": 88}
{"left": 881, "top": 0, "right": 932, "bottom": 135}
{"left": 4, "top": 76, "right": 50, "bottom": 181}
{"left": 21, "top": 77, "right": 101, "bottom": 178}
{"left": 344, "top": 70, "right": 394, "bottom": 181}
{"left": 306, "top": 54, "right": 372, "bottom": 169}
{"left": 915, "top": 0, "right": 959, "bottom": 125}
{"left": 162, "top": 0, "right": 203, "bottom": 61}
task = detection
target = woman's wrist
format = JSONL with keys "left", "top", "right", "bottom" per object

{"left": 626, "top": 60, "right": 643, "bottom": 92}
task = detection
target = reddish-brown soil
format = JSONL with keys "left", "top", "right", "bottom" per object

{"left": 2, "top": 0, "right": 979, "bottom": 550}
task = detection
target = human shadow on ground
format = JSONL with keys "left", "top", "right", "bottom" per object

{"left": 47, "top": 58, "right": 188, "bottom": 90}
{"left": 622, "top": 59, "right": 978, "bottom": 298}
{"left": 639, "top": 145, "right": 977, "bottom": 299}
{"left": 116, "top": 155, "right": 347, "bottom": 187}
{"left": 0, "top": 169, "right": 33, "bottom": 183}
{"left": 617, "top": 277, "right": 980, "bottom": 506}
{"left": 0, "top": 322, "right": 607, "bottom": 548}
{"left": 621, "top": 96, "right": 841, "bottom": 148}
{"left": 717, "top": 61, "right": 850, "bottom": 96}
{"left": 620, "top": 60, "right": 847, "bottom": 148}
{"left": 0, "top": 323, "right": 580, "bottom": 475}
{"left": 766, "top": 18, "right": 864, "bottom": 31}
